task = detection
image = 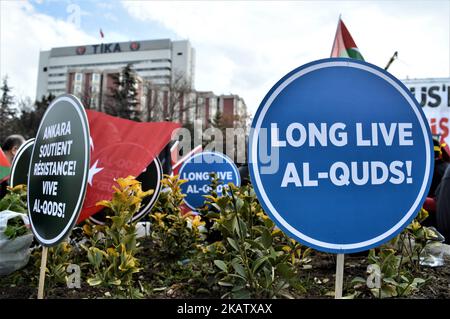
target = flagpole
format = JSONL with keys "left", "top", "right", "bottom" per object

{"left": 384, "top": 51, "right": 398, "bottom": 71}
{"left": 330, "top": 14, "right": 342, "bottom": 57}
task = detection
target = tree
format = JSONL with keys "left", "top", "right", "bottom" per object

{"left": 14, "top": 94, "right": 55, "bottom": 139}
{"left": 144, "top": 80, "right": 164, "bottom": 122}
{"left": 144, "top": 71, "right": 195, "bottom": 124}
{"left": 105, "top": 64, "right": 141, "bottom": 121}
{"left": 0, "top": 76, "right": 17, "bottom": 143}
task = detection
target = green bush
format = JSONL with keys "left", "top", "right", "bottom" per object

{"left": 81, "top": 176, "right": 152, "bottom": 298}
{"left": 202, "top": 178, "right": 306, "bottom": 299}
{"left": 149, "top": 175, "right": 205, "bottom": 263}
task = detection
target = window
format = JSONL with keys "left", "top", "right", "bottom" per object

{"left": 75, "top": 73, "right": 82, "bottom": 82}
{"left": 48, "top": 80, "right": 66, "bottom": 85}
{"left": 49, "top": 73, "right": 65, "bottom": 77}
{"left": 92, "top": 73, "right": 100, "bottom": 83}
{"left": 177, "top": 52, "right": 183, "bottom": 56}
{"left": 43, "top": 67, "right": 48, "bottom": 72}
{"left": 74, "top": 84, "right": 82, "bottom": 94}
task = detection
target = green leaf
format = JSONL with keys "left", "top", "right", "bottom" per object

{"left": 109, "top": 279, "right": 121, "bottom": 286}
{"left": 214, "top": 260, "right": 228, "bottom": 273}
{"left": 231, "top": 260, "right": 247, "bottom": 279}
{"left": 261, "top": 228, "right": 272, "bottom": 249}
{"left": 383, "top": 277, "right": 398, "bottom": 285}
{"left": 351, "top": 277, "right": 367, "bottom": 284}
{"left": 227, "top": 237, "right": 240, "bottom": 252}
{"left": 247, "top": 239, "right": 264, "bottom": 251}
{"left": 218, "top": 281, "right": 233, "bottom": 287}
{"left": 232, "top": 288, "right": 251, "bottom": 299}
{"left": 87, "top": 277, "right": 102, "bottom": 286}
{"left": 252, "top": 256, "right": 269, "bottom": 274}
{"left": 235, "top": 197, "right": 244, "bottom": 212}
{"left": 380, "top": 284, "right": 398, "bottom": 298}
{"left": 276, "top": 263, "right": 295, "bottom": 279}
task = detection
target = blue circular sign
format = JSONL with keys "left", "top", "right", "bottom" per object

{"left": 249, "top": 58, "right": 434, "bottom": 253}
{"left": 179, "top": 151, "right": 241, "bottom": 210}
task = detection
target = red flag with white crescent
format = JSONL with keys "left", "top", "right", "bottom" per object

{"left": 77, "top": 110, "right": 181, "bottom": 223}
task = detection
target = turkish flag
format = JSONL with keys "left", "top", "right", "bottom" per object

{"left": 77, "top": 110, "right": 181, "bottom": 223}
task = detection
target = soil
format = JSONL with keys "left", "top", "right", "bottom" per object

{"left": 1, "top": 245, "right": 449, "bottom": 299}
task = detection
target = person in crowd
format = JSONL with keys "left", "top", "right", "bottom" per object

{"left": 423, "top": 137, "right": 449, "bottom": 227}
{"left": 436, "top": 164, "right": 450, "bottom": 244}
{"left": 238, "top": 163, "right": 250, "bottom": 186}
{"left": 0, "top": 135, "right": 25, "bottom": 198}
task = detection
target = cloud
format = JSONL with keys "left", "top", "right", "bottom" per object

{"left": 0, "top": 1, "right": 96, "bottom": 101}
{"left": 122, "top": 0, "right": 450, "bottom": 115}
{"left": 103, "top": 12, "right": 118, "bottom": 22}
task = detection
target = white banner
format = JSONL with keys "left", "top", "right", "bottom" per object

{"left": 403, "top": 78, "right": 450, "bottom": 150}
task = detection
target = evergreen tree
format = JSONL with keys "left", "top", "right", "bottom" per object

{"left": 106, "top": 64, "right": 141, "bottom": 121}
{"left": 205, "top": 110, "right": 228, "bottom": 151}
{"left": 0, "top": 76, "right": 17, "bottom": 143}
{"left": 210, "top": 110, "right": 226, "bottom": 131}
{"left": 15, "top": 93, "right": 55, "bottom": 139}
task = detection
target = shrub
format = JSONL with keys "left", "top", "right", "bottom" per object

{"left": 203, "top": 179, "right": 306, "bottom": 299}
{"left": 149, "top": 175, "right": 205, "bottom": 263}
{"left": 0, "top": 184, "right": 27, "bottom": 214}
{"left": 81, "top": 176, "right": 152, "bottom": 298}
{"left": 351, "top": 209, "right": 433, "bottom": 298}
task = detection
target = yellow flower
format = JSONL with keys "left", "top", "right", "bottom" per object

{"left": 61, "top": 242, "right": 71, "bottom": 253}
{"left": 271, "top": 228, "right": 282, "bottom": 236}
{"left": 282, "top": 245, "right": 292, "bottom": 253}
{"left": 83, "top": 224, "right": 93, "bottom": 236}
{"left": 257, "top": 212, "right": 269, "bottom": 220}
{"left": 409, "top": 220, "right": 421, "bottom": 231}
{"left": 116, "top": 176, "right": 139, "bottom": 189}
{"left": 152, "top": 212, "right": 167, "bottom": 226}
{"left": 191, "top": 215, "right": 206, "bottom": 228}
{"left": 107, "top": 247, "right": 119, "bottom": 258}
{"left": 8, "top": 184, "right": 27, "bottom": 193}
{"left": 96, "top": 199, "right": 111, "bottom": 208}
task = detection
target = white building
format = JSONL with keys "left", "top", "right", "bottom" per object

{"left": 36, "top": 39, "right": 195, "bottom": 100}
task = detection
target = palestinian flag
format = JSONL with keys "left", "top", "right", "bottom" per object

{"left": 0, "top": 148, "right": 11, "bottom": 183}
{"left": 330, "top": 18, "right": 364, "bottom": 61}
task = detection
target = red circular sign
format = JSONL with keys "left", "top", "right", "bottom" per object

{"left": 130, "top": 42, "right": 140, "bottom": 51}
{"left": 76, "top": 46, "right": 86, "bottom": 55}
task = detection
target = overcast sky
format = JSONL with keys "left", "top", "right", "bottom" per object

{"left": 1, "top": 0, "right": 449, "bottom": 115}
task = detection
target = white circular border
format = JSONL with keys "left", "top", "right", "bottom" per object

{"left": 179, "top": 151, "right": 241, "bottom": 210}
{"left": 10, "top": 138, "right": 34, "bottom": 187}
{"left": 89, "top": 156, "right": 163, "bottom": 225}
{"left": 250, "top": 60, "right": 432, "bottom": 251}
{"left": 27, "top": 95, "right": 90, "bottom": 246}
{"left": 134, "top": 156, "right": 163, "bottom": 221}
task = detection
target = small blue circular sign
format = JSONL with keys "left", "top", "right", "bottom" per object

{"left": 179, "top": 151, "right": 241, "bottom": 210}
{"left": 249, "top": 58, "right": 434, "bottom": 253}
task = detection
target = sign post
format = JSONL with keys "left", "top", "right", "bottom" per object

{"left": 249, "top": 58, "right": 434, "bottom": 298}
{"left": 335, "top": 254, "right": 344, "bottom": 299}
{"left": 179, "top": 151, "right": 241, "bottom": 211}
{"left": 27, "top": 94, "right": 90, "bottom": 299}
{"left": 37, "top": 246, "right": 48, "bottom": 299}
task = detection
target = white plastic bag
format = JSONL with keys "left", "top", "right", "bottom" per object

{"left": 0, "top": 210, "right": 34, "bottom": 276}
